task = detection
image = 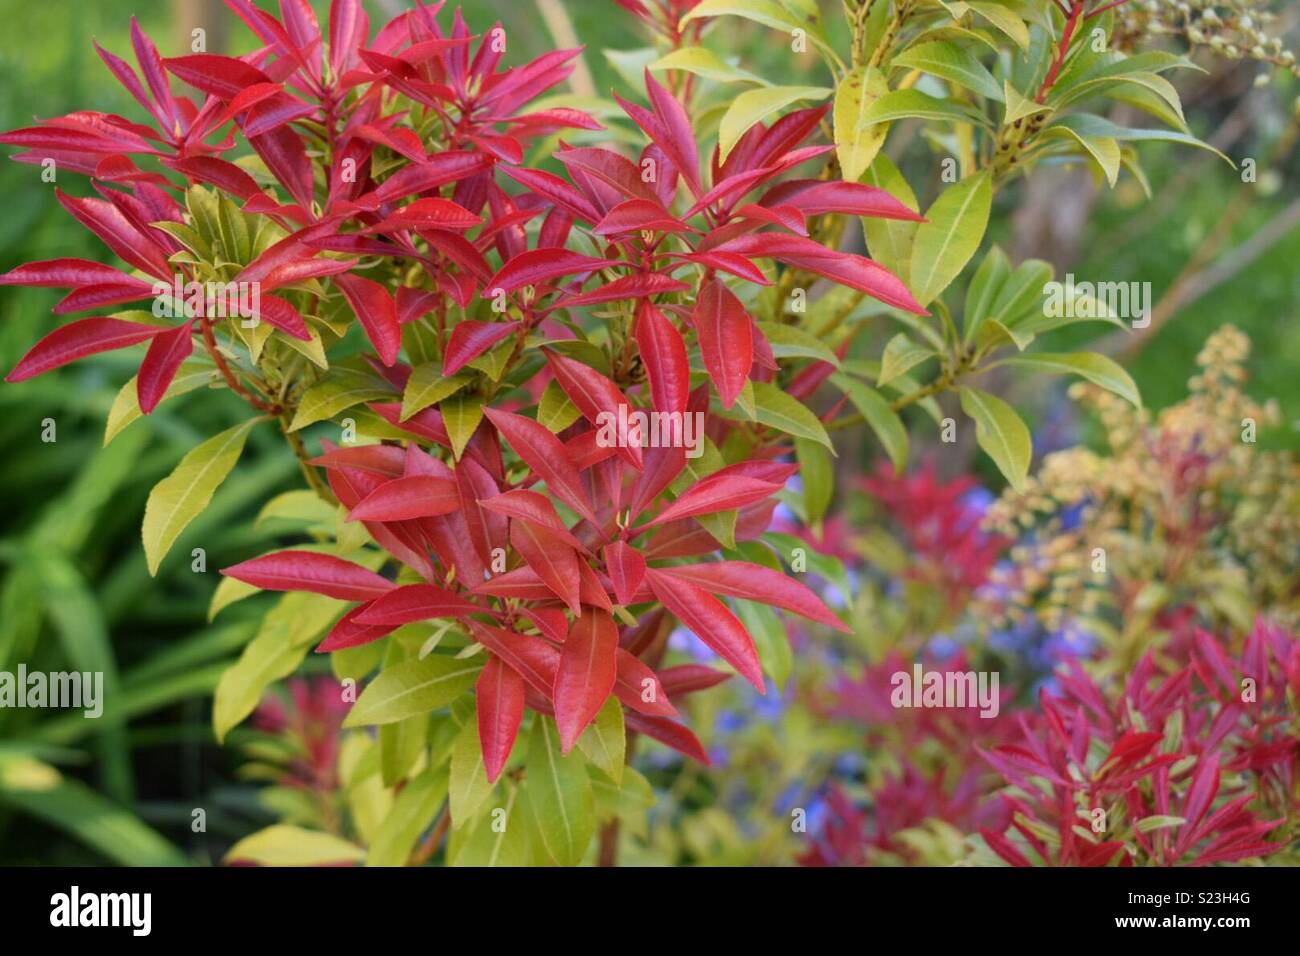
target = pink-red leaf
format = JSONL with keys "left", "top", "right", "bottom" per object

{"left": 221, "top": 551, "right": 394, "bottom": 601}
{"left": 137, "top": 321, "right": 194, "bottom": 414}
{"left": 346, "top": 475, "right": 460, "bottom": 522}
{"left": 693, "top": 278, "right": 753, "bottom": 409}
{"left": 335, "top": 273, "right": 401, "bottom": 366}
{"left": 646, "top": 568, "right": 765, "bottom": 691}
{"left": 6, "top": 317, "right": 166, "bottom": 383}
{"left": 477, "top": 656, "right": 525, "bottom": 783}
{"left": 554, "top": 608, "right": 619, "bottom": 752}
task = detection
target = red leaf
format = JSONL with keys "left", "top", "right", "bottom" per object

{"left": 137, "top": 321, "right": 194, "bottom": 414}
{"left": 478, "top": 489, "right": 588, "bottom": 552}
{"left": 979, "top": 828, "right": 1033, "bottom": 867}
{"left": 221, "top": 551, "right": 394, "bottom": 601}
{"left": 646, "top": 568, "right": 765, "bottom": 691}
{"left": 498, "top": 166, "right": 602, "bottom": 224}
{"left": 351, "top": 583, "right": 479, "bottom": 626}
{"left": 634, "top": 302, "right": 690, "bottom": 416}
{"left": 249, "top": 125, "right": 315, "bottom": 211}
{"left": 163, "top": 53, "right": 271, "bottom": 99}
{"left": 364, "top": 197, "right": 481, "bottom": 233}
{"left": 603, "top": 541, "right": 646, "bottom": 607}
{"left": 316, "top": 604, "right": 396, "bottom": 652}
{"left": 614, "top": 71, "right": 701, "bottom": 196}
{"left": 672, "top": 251, "right": 771, "bottom": 286}
{"left": 715, "top": 234, "right": 925, "bottom": 314}
{"left": 486, "top": 248, "right": 619, "bottom": 294}
{"left": 544, "top": 273, "right": 687, "bottom": 315}
{"left": 1177, "top": 753, "right": 1222, "bottom": 855}
{"left": 613, "top": 648, "right": 678, "bottom": 717}
{"left": 0, "top": 258, "right": 153, "bottom": 290}
{"left": 467, "top": 621, "right": 559, "bottom": 698}
{"left": 658, "top": 664, "right": 731, "bottom": 696}
{"left": 592, "top": 198, "right": 691, "bottom": 236}
{"left": 481, "top": 408, "right": 597, "bottom": 524}
{"left": 544, "top": 349, "right": 640, "bottom": 468}
{"left": 477, "top": 656, "right": 525, "bottom": 783}
{"left": 334, "top": 273, "right": 401, "bottom": 366}
{"left": 55, "top": 190, "right": 171, "bottom": 280}
{"left": 510, "top": 520, "right": 582, "bottom": 616}
{"left": 6, "top": 317, "right": 166, "bottom": 382}
{"left": 623, "top": 711, "right": 709, "bottom": 763}
{"left": 347, "top": 475, "right": 459, "bottom": 522}
{"left": 642, "top": 474, "right": 779, "bottom": 529}
{"left": 554, "top": 608, "right": 619, "bottom": 751}
{"left": 693, "top": 278, "right": 753, "bottom": 409}
{"left": 443, "top": 320, "right": 520, "bottom": 375}
{"left": 164, "top": 157, "right": 263, "bottom": 201}
{"left": 759, "top": 180, "right": 924, "bottom": 221}
{"left": 310, "top": 443, "right": 406, "bottom": 476}
{"left": 661, "top": 561, "right": 849, "bottom": 632}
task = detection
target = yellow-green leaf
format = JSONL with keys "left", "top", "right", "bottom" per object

{"left": 142, "top": 418, "right": 259, "bottom": 575}
{"left": 958, "top": 385, "right": 1031, "bottom": 491}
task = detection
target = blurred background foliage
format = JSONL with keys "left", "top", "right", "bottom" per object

{"left": 0, "top": 0, "right": 1296, "bottom": 865}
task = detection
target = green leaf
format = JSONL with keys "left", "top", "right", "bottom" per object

{"left": 401, "top": 363, "right": 471, "bottom": 421}
{"left": 344, "top": 655, "right": 481, "bottom": 727}
{"left": 289, "top": 367, "right": 394, "bottom": 431}
{"left": 963, "top": 245, "right": 1011, "bottom": 343}
{"left": 967, "top": 1, "right": 1029, "bottom": 50}
{"left": 756, "top": 321, "right": 842, "bottom": 365}
{"left": 794, "top": 436, "right": 833, "bottom": 524}
{"left": 538, "top": 378, "right": 582, "bottom": 432}
{"left": 380, "top": 712, "right": 428, "bottom": 787}
{"left": 366, "top": 766, "right": 448, "bottom": 867}
{"left": 226, "top": 824, "right": 364, "bottom": 866}
{"left": 576, "top": 697, "right": 626, "bottom": 785}
{"left": 750, "top": 381, "right": 833, "bottom": 451}
{"left": 862, "top": 154, "right": 920, "bottom": 283}
{"left": 681, "top": 0, "right": 836, "bottom": 61}
{"left": 649, "top": 46, "right": 767, "bottom": 85}
{"left": 830, "top": 373, "right": 908, "bottom": 473}
{"left": 909, "top": 171, "right": 992, "bottom": 308}
{"left": 833, "top": 65, "right": 889, "bottom": 182}
{"left": 878, "top": 333, "right": 935, "bottom": 387}
{"left": 524, "top": 717, "right": 595, "bottom": 866}
{"left": 1048, "top": 114, "right": 1234, "bottom": 167}
{"left": 442, "top": 392, "right": 484, "bottom": 460}
{"left": 1039, "top": 125, "right": 1121, "bottom": 186}
{"left": 958, "top": 385, "right": 1031, "bottom": 491}
{"left": 719, "top": 85, "right": 832, "bottom": 162}
{"left": 860, "top": 89, "right": 990, "bottom": 127}
{"left": 894, "top": 41, "right": 1003, "bottom": 101}
{"left": 213, "top": 591, "right": 344, "bottom": 741}
{"left": 255, "top": 490, "right": 335, "bottom": 529}
{"left": 1003, "top": 79, "right": 1049, "bottom": 125}
{"left": 142, "top": 418, "right": 259, "bottom": 575}
{"left": 736, "top": 599, "right": 792, "bottom": 689}
{"left": 449, "top": 717, "right": 494, "bottom": 829}
{"left": 1135, "top": 814, "right": 1187, "bottom": 834}
{"left": 104, "top": 362, "right": 214, "bottom": 445}
{"left": 450, "top": 784, "right": 528, "bottom": 866}
{"left": 999, "top": 352, "right": 1141, "bottom": 407}
{"left": 589, "top": 766, "right": 655, "bottom": 840}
